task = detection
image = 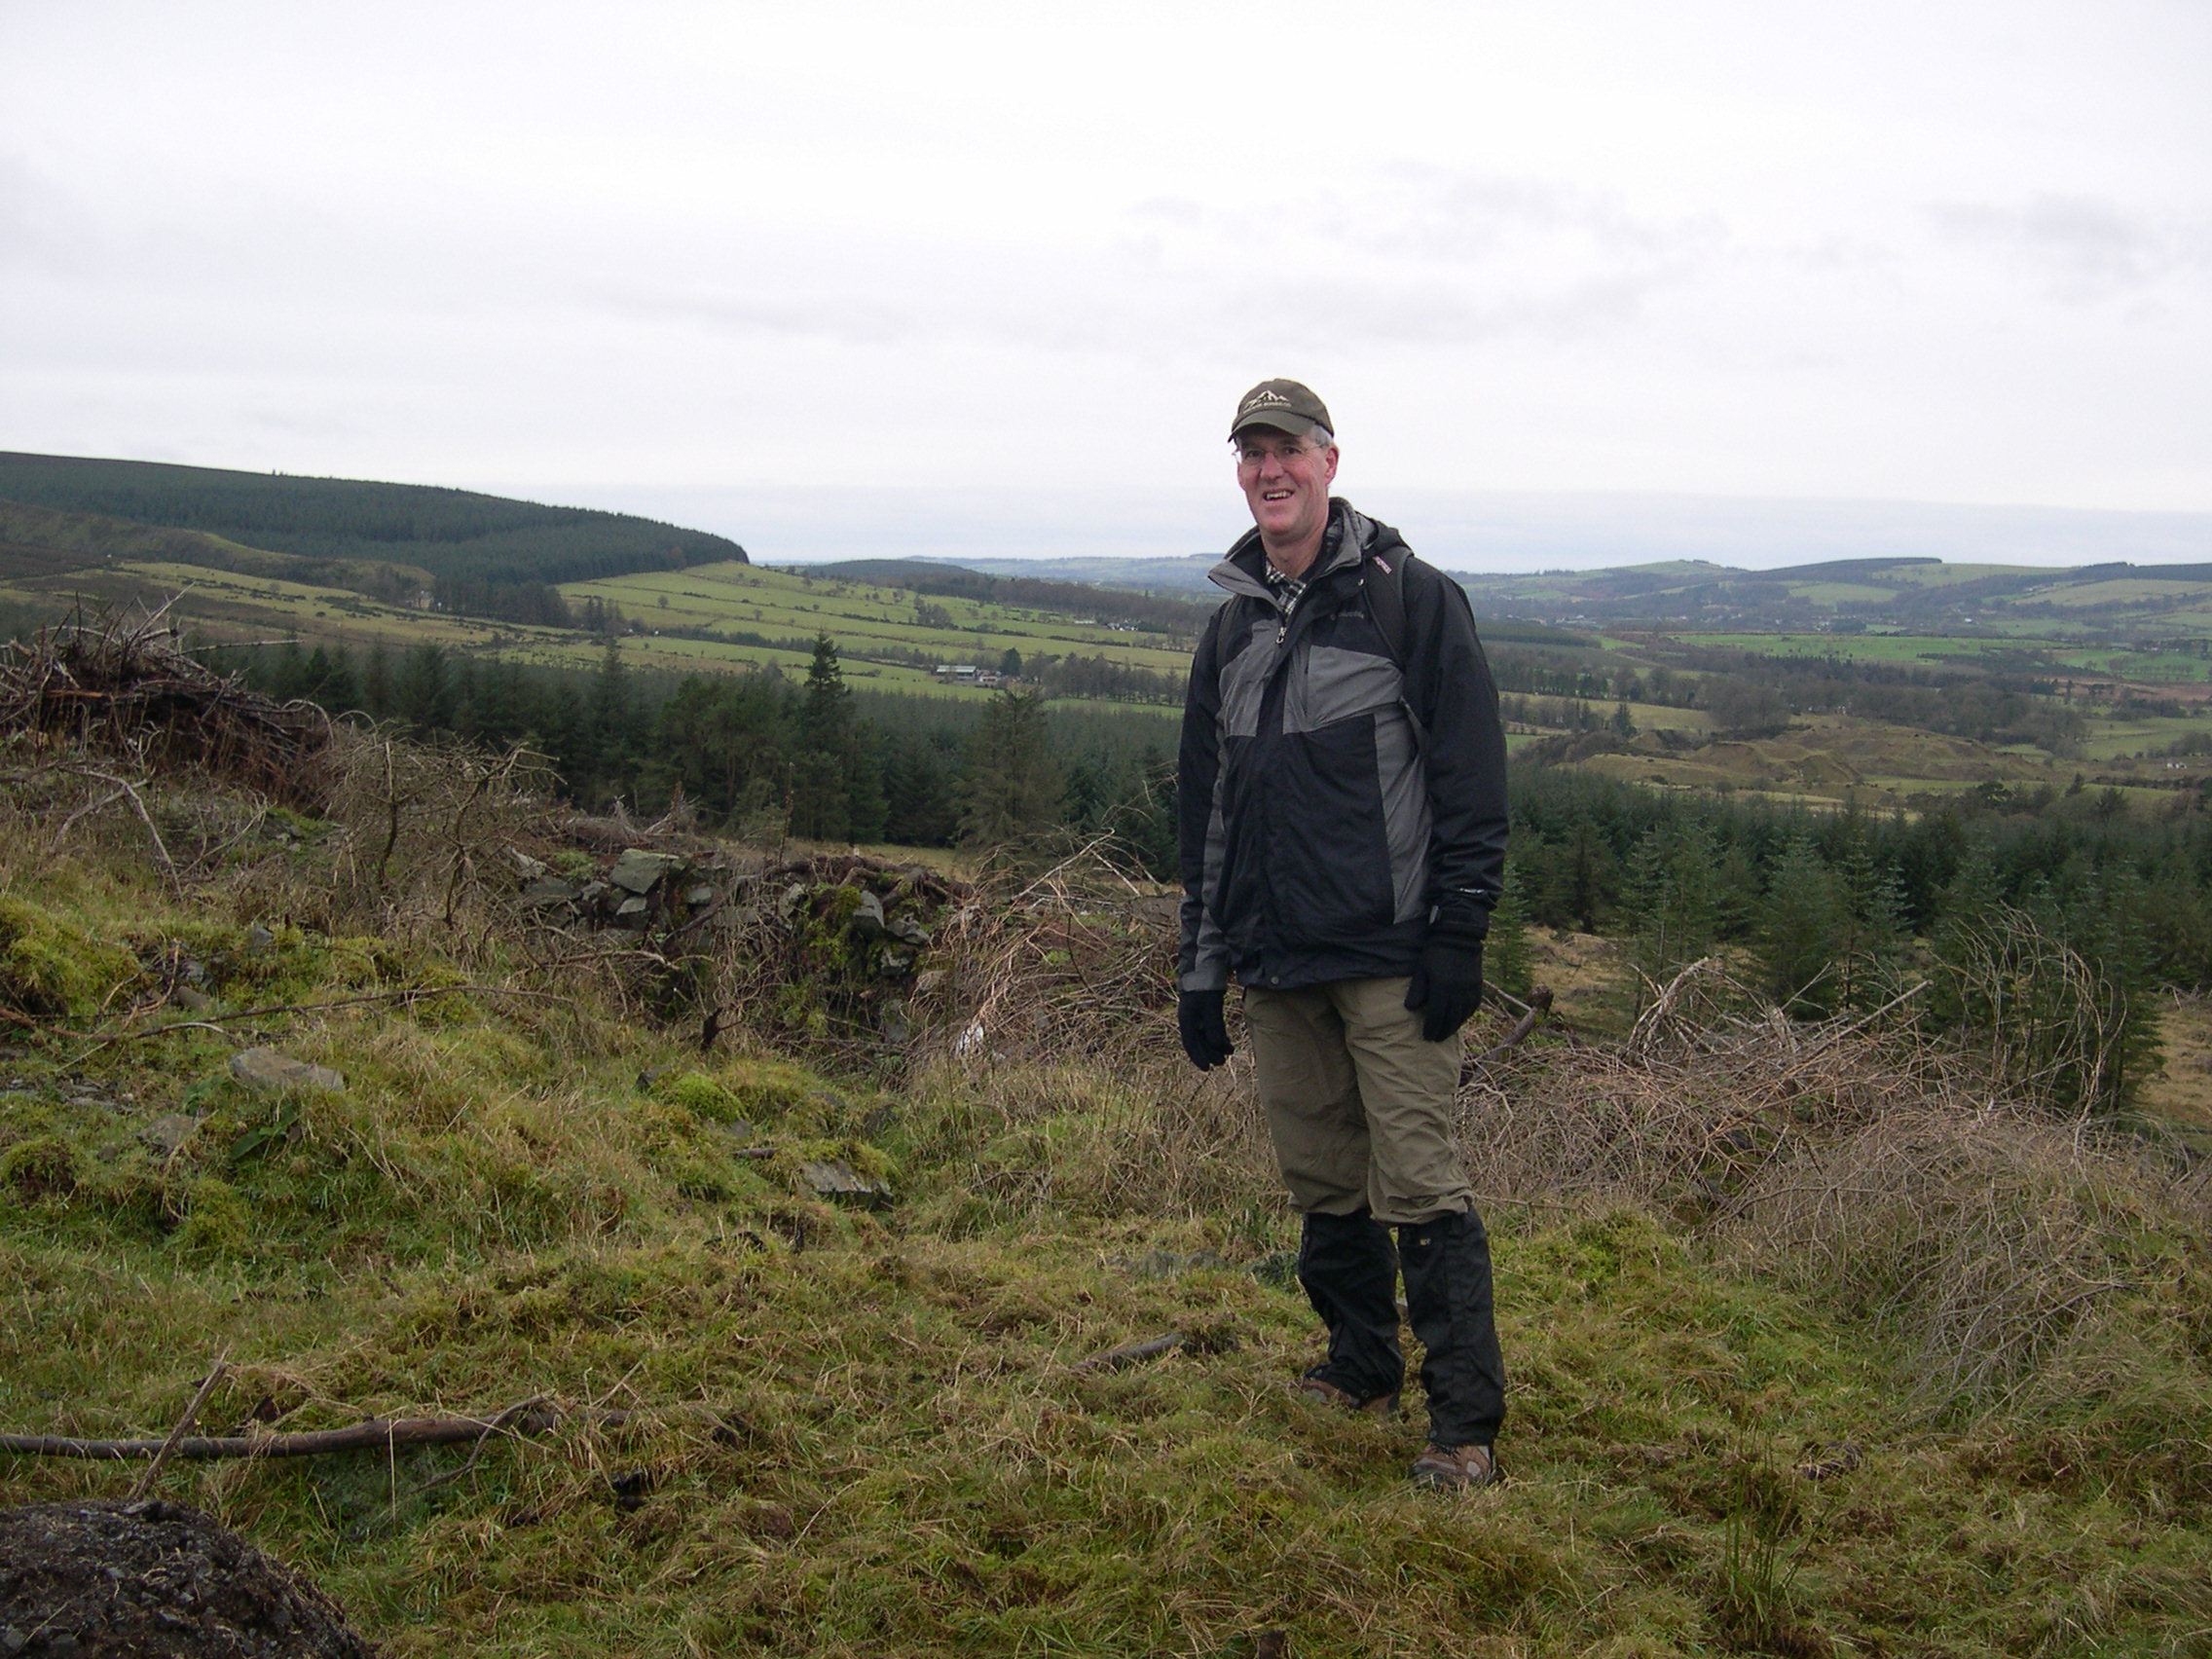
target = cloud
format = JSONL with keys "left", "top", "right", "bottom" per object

{"left": 1927, "top": 192, "right": 2208, "bottom": 302}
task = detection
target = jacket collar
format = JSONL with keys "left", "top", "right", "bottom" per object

{"left": 1207, "top": 498, "right": 1372, "bottom": 605}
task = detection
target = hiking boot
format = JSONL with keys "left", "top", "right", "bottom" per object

{"left": 1410, "top": 1442, "right": 1497, "bottom": 1491}
{"left": 1294, "top": 1368, "right": 1401, "bottom": 1419}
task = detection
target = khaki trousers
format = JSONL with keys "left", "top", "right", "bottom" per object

{"left": 1240, "top": 977, "right": 1473, "bottom": 1226}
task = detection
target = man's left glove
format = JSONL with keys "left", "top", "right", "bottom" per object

{"left": 1178, "top": 987, "right": 1235, "bottom": 1070}
{"left": 1405, "top": 916, "right": 1487, "bottom": 1043}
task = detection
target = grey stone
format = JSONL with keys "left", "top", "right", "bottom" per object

{"left": 713, "top": 904, "right": 758, "bottom": 932}
{"left": 609, "top": 848, "right": 682, "bottom": 895}
{"left": 138, "top": 1114, "right": 200, "bottom": 1156}
{"left": 244, "top": 924, "right": 276, "bottom": 954}
{"left": 522, "top": 877, "right": 582, "bottom": 905}
{"left": 230, "top": 1048, "right": 345, "bottom": 1093}
{"left": 876, "top": 949, "right": 911, "bottom": 977}
{"left": 780, "top": 881, "right": 808, "bottom": 919}
{"left": 506, "top": 848, "right": 550, "bottom": 878}
{"left": 684, "top": 884, "right": 718, "bottom": 907}
{"left": 889, "top": 914, "right": 932, "bottom": 945}
{"left": 614, "top": 896, "right": 649, "bottom": 923}
{"left": 849, "top": 890, "right": 887, "bottom": 939}
{"left": 801, "top": 1160, "right": 892, "bottom": 1204}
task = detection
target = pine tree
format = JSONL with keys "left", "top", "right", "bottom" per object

{"left": 1757, "top": 833, "right": 1845, "bottom": 1014}
{"left": 958, "top": 687, "right": 1065, "bottom": 862}
{"left": 790, "top": 634, "right": 878, "bottom": 842}
{"left": 1485, "top": 859, "right": 1535, "bottom": 1001}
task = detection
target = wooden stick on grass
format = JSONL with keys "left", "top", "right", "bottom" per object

{"left": 128, "top": 1344, "right": 231, "bottom": 1500}
{"left": 1069, "top": 1332, "right": 1186, "bottom": 1374}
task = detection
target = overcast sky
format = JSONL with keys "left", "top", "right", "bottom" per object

{"left": 4, "top": 1, "right": 2209, "bottom": 569}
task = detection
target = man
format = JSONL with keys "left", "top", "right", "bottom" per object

{"left": 1176, "top": 378, "right": 1509, "bottom": 1491}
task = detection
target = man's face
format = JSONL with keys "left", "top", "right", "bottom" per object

{"left": 1235, "top": 427, "right": 1339, "bottom": 549}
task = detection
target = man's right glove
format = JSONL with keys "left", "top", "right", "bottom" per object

{"left": 1405, "top": 917, "right": 1487, "bottom": 1043}
{"left": 1178, "top": 986, "right": 1234, "bottom": 1070}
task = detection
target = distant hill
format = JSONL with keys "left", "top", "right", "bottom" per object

{"left": 1445, "top": 555, "right": 2212, "bottom": 638}
{"left": 798, "top": 558, "right": 1214, "bottom": 639}
{"left": 0, "top": 498, "right": 430, "bottom": 600}
{"left": 0, "top": 452, "right": 748, "bottom": 589}
{"left": 896, "top": 553, "right": 1225, "bottom": 594}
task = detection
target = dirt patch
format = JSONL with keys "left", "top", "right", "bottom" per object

{"left": 0, "top": 1498, "right": 374, "bottom": 1658}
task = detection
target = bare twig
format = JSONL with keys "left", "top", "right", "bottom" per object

{"left": 413, "top": 1394, "right": 549, "bottom": 1493}
{"left": 127, "top": 1344, "right": 232, "bottom": 1499}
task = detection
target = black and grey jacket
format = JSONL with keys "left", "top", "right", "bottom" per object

{"left": 1177, "top": 499, "right": 1507, "bottom": 993}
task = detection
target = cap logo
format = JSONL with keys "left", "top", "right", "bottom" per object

{"left": 1239, "top": 389, "right": 1292, "bottom": 415}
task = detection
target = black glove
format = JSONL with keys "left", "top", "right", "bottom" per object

{"left": 1405, "top": 919, "right": 1486, "bottom": 1042}
{"left": 1178, "top": 986, "right": 1234, "bottom": 1070}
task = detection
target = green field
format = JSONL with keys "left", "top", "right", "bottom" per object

{"left": 564, "top": 563, "right": 1196, "bottom": 679}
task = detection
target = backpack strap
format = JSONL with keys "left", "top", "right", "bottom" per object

{"left": 1361, "top": 545, "right": 1410, "bottom": 671}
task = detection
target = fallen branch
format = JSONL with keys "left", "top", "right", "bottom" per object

{"left": 0, "top": 1403, "right": 641, "bottom": 1462}
{"left": 1472, "top": 985, "right": 1554, "bottom": 1064}
{"left": 1069, "top": 1331, "right": 1185, "bottom": 1374}
{"left": 412, "top": 1395, "right": 549, "bottom": 1493}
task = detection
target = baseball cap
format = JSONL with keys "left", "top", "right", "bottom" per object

{"left": 1230, "top": 379, "right": 1334, "bottom": 442}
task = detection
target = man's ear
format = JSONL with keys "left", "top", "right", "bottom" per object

{"left": 1322, "top": 446, "right": 1341, "bottom": 487}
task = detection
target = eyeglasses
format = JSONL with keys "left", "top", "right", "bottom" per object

{"left": 1234, "top": 438, "right": 1323, "bottom": 469}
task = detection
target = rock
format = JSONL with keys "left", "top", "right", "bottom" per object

{"left": 505, "top": 848, "right": 550, "bottom": 878}
{"left": 614, "top": 896, "right": 649, "bottom": 924}
{"left": 138, "top": 1114, "right": 200, "bottom": 1157}
{"left": 229, "top": 1049, "right": 345, "bottom": 1094}
{"left": 244, "top": 925, "right": 276, "bottom": 954}
{"left": 683, "top": 884, "right": 718, "bottom": 907}
{"left": 889, "top": 914, "right": 932, "bottom": 946}
{"left": 779, "top": 882, "right": 808, "bottom": 920}
{"left": 0, "top": 1498, "right": 374, "bottom": 1659}
{"left": 801, "top": 1160, "right": 892, "bottom": 1205}
{"left": 848, "top": 890, "right": 887, "bottom": 939}
{"left": 712, "top": 904, "right": 758, "bottom": 932}
{"left": 173, "top": 986, "right": 212, "bottom": 1013}
{"left": 522, "top": 877, "right": 581, "bottom": 906}
{"left": 609, "top": 848, "right": 682, "bottom": 895}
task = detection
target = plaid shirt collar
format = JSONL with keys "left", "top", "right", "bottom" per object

{"left": 1259, "top": 509, "right": 1346, "bottom": 620}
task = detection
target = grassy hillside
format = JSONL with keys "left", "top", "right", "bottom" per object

{"left": 0, "top": 452, "right": 748, "bottom": 587}
{"left": 4, "top": 716, "right": 2209, "bottom": 1656}
{"left": 1453, "top": 554, "right": 2212, "bottom": 638}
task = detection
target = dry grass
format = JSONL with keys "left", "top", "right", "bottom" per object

{"left": 1459, "top": 959, "right": 2212, "bottom": 1415}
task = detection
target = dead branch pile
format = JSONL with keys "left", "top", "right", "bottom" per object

{"left": 922, "top": 842, "right": 1179, "bottom": 1064}
{"left": 0, "top": 609, "right": 333, "bottom": 807}
{"left": 1458, "top": 958, "right": 2211, "bottom": 1409}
